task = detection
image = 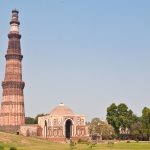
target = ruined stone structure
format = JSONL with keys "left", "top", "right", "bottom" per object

{"left": 0, "top": 10, "right": 25, "bottom": 132}
{"left": 38, "top": 103, "right": 88, "bottom": 142}
{"left": 20, "top": 125, "right": 42, "bottom": 137}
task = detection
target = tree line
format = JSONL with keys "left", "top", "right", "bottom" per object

{"left": 88, "top": 103, "right": 150, "bottom": 141}
{"left": 25, "top": 114, "right": 44, "bottom": 124}
{"left": 106, "top": 103, "right": 150, "bottom": 140}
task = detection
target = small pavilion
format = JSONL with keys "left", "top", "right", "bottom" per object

{"left": 38, "top": 103, "right": 88, "bottom": 142}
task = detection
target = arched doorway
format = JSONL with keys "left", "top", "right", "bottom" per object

{"left": 44, "top": 120, "right": 47, "bottom": 138}
{"left": 65, "top": 119, "right": 72, "bottom": 139}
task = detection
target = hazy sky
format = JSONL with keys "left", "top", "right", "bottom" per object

{"left": 0, "top": 0, "right": 150, "bottom": 121}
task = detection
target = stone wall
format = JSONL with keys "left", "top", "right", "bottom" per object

{"left": 0, "top": 125, "right": 20, "bottom": 133}
{"left": 20, "top": 124, "right": 42, "bottom": 136}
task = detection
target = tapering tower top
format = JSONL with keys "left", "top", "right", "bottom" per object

{"left": 12, "top": 9, "right": 19, "bottom": 13}
{"left": 10, "top": 9, "right": 20, "bottom": 33}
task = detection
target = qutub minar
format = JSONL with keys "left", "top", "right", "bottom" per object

{"left": 0, "top": 10, "right": 25, "bottom": 132}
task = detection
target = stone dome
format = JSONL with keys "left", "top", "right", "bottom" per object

{"left": 50, "top": 103, "right": 75, "bottom": 116}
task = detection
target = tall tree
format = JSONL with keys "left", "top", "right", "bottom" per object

{"left": 106, "top": 103, "right": 120, "bottom": 134}
{"left": 106, "top": 103, "right": 136, "bottom": 135}
{"left": 141, "top": 107, "right": 150, "bottom": 140}
{"left": 130, "top": 121, "right": 143, "bottom": 140}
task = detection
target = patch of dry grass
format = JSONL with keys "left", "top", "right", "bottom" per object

{"left": 0, "top": 132, "right": 150, "bottom": 150}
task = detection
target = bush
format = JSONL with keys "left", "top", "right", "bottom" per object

{"left": 107, "top": 141, "right": 114, "bottom": 147}
{"left": 135, "top": 139, "right": 139, "bottom": 143}
{"left": 10, "top": 147, "right": 17, "bottom": 150}
{"left": 78, "top": 138, "right": 89, "bottom": 144}
{"left": 0, "top": 145, "right": 4, "bottom": 150}
{"left": 108, "top": 141, "right": 114, "bottom": 144}
{"left": 127, "top": 140, "right": 130, "bottom": 143}
{"left": 78, "top": 138, "right": 82, "bottom": 143}
{"left": 88, "top": 142, "right": 97, "bottom": 149}
{"left": 70, "top": 139, "right": 75, "bottom": 149}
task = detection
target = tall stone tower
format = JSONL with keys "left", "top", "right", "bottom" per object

{"left": 0, "top": 10, "right": 25, "bottom": 132}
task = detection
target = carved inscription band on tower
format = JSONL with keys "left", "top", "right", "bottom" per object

{"left": 0, "top": 10, "right": 25, "bottom": 132}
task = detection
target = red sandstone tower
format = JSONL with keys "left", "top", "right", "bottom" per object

{"left": 0, "top": 10, "right": 25, "bottom": 132}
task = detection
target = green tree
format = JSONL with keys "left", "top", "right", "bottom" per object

{"left": 25, "top": 113, "right": 45, "bottom": 124}
{"left": 141, "top": 107, "right": 150, "bottom": 140}
{"left": 34, "top": 113, "right": 45, "bottom": 124}
{"left": 130, "top": 121, "right": 143, "bottom": 140}
{"left": 106, "top": 103, "right": 120, "bottom": 134}
{"left": 106, "top": 103, "right": 136, "bottom": 135}
{"left": 25, "top": 117, "right": 35, "bottom": 124}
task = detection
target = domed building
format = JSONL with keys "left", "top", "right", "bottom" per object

{"left": 38, "top": 103, "right": 88, "bottom": 142}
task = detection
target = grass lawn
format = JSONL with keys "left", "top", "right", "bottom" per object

{"left": 0, "top": 132, "right": 150, "bottom": 150}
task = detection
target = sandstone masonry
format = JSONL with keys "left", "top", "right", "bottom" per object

{"left": 0, "top": 10, "right": 25, "bottom": 132}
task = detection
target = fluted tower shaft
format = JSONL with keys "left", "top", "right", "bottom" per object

{"left": 0, "top": 10, "right": 25, "bottom": 132}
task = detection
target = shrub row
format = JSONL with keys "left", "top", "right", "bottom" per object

{"left": 0, "top": 145, "right": 17, "bottom": 150}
